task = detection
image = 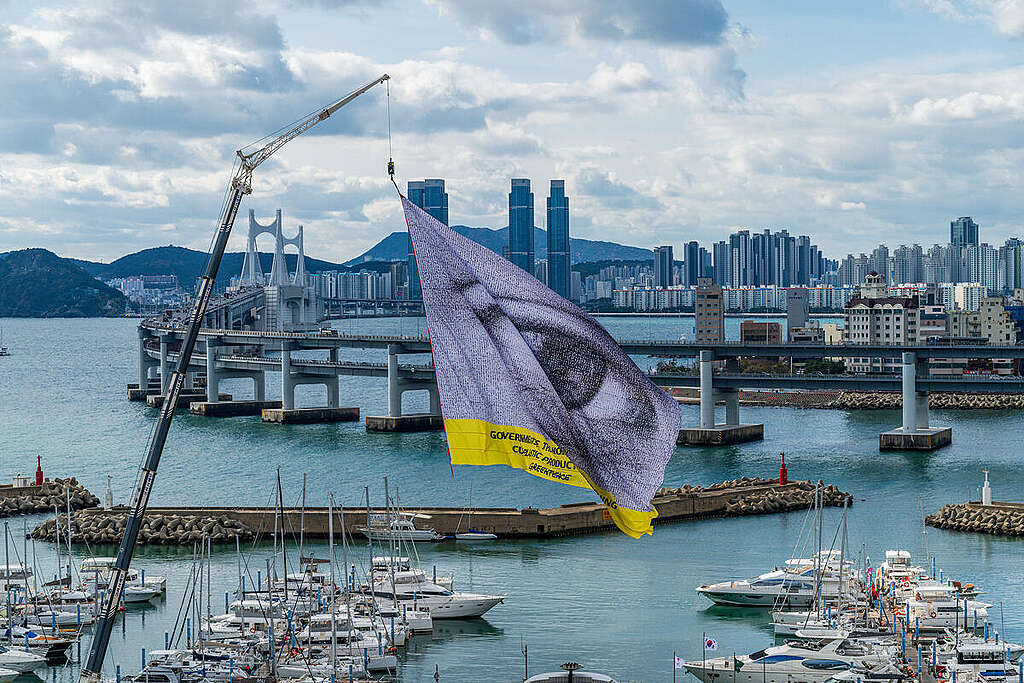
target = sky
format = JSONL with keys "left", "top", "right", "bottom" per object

{"left": 2, "top": 0, "right": 1024, "bottom": 264}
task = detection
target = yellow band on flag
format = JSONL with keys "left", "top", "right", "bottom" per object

{"left": 445, "top": 418, "right": 659, "bottom": 538}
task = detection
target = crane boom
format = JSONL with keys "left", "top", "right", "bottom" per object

{"left": 79, "top": 72, "right": 390, "bottom": 683}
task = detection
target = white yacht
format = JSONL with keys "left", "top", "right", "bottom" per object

{"left": 0, "top": 645, "right": 47, "bottom": 672}
{"left": 904, "top": 581, "right": 989, "bottom": 631}
{"left": 684, "top": 638, "right": 896, "bottom": 683}
{"left": 944, "top": 641, "right": 1018, "bottom": 683}
{"left": 697, "top": 570, "right": 821, "bottom": 608}
{"left": 370, "top": 555, "right": 454, "bottom": 590}
{"left": 526, "top": 665, "right": 618, "bottom": 682}
{"left": 367, "top": 569, "right": 505, "bottom": 618}
{"left": 357, "top": 512, "right": 444, "bottom": 542}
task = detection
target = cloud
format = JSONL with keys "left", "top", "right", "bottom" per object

{"left": 908, "top": 0, "right": 1024, "bottom": 37}
{"left": 429, "top": 0, "right": 730, "bottom": 46}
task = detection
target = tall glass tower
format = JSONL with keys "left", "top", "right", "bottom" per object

{"left": 546, "top": 180, "right": 570, "bottom": 298}
{"left": 950, "top": 216, "right": 979, "bottom": 247}
{"left": 508, "top": 178, "right": 534, "bottom": 275}
{"left": 407, "top": 179, "right": 448, "bottom": 299}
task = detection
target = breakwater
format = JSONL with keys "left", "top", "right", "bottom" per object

{"left": 672, "top": 388, "right": 1024, "bottom": 410}
{"left": 31, "top": 511, "right": 254, "bottom": 545}
{"left": 30, "top": 478, "right": 851, "bottom": 544}
{"left": 0, "top": 478, "right": 99, "bottom": 518}
{"left": 925, "top": 502, "right": 1024, "bottom": 537}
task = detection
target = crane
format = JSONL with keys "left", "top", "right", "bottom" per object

{"left": 79, "top": 72, "right": 391, "bottom": 683}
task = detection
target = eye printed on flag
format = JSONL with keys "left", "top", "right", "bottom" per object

{"left": 403, "top": 197, "right": 681, "bottom": 537}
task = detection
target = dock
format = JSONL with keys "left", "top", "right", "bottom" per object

{"left": 33, "top": 478, "right": 851, "bottom": 543}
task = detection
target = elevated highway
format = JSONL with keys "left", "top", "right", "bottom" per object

{"left": 135, "top": 321, "right": 1024, "bottom": 450}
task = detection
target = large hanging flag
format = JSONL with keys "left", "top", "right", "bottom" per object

{"left": 402, "top": 197, "right": 681, "bottom": 538}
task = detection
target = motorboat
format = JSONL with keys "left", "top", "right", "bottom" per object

{"left": 366, "top": 570, "right": 505, "bottom": 618}
{"left": 125, "top": 583, "right": 163, "bottom": 604}
{"left": 525, "top": 663, "right": 618, "bottom": 682}
{"left": 370, "top": 555, "right": 454, "bottom": 590}
{"left": 937, "top": 630, "right": 1024, "bottom": 662}
{"left": 944, "top": 641, "right": 1018, "bottom": 683}
{"left": 0, "top": 668, "right": 17, "bottom": 683}
{"left": 823, "top": 662, "right": 911, "bottom": 683}
{"left": 454, "top": 530, "right": 498, "bottom": 541}
{"left": 82, "top": 557, "right": 167, "bottom": 595}
{"left": 0, "top": 564, "right": 33, "bottom": 594}
{"left": 0, "top": 645, "right": 47, "bottom": 672}
{"left": 357, "top": 512, "right": 444, "bottom": 542}
{"left": 684, "top": 638, "right": 896, "bottom": 683}
{"left": 697, "top": 570, "right": 822, "bottom": 608}
{"left": 904, "top": 581, "right": 990, "bottom": 631}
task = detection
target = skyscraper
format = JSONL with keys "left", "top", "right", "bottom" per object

{"left": 508, "top": 178, "right": 534, "bottom": 274}
{"left": 407, "top": 179, "right": 448, "bottom": 299}
{"left": 546, "top": 180, "right": 570, "bottom": 298}
{"left": 684, "top": 241, "right": 699, "bottom": 286}
{"left": 695, "top": 277, "right": 724, "bottom": 342}
{"left": 951, "top": 216, "right": 979, "bottom": 246}
{"left": 653, "top": 245, "right": 674, "bottom": 288}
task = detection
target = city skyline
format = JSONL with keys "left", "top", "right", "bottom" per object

{"left": 3, "top": 2, "right": 1024, "bottom": 264}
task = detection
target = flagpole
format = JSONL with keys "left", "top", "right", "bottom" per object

{"left": 674, "top": 650, "right": 677, "bottom": 683}
{"left": 702, "top": 632, "right": 706, "bottom": 674}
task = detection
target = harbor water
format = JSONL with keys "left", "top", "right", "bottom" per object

{"left": 1, "top": 316, "right": 1023, "bottom": 682}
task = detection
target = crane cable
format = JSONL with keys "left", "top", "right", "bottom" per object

{"left": 386, "top": 78, "right": 401, "bottom": 196}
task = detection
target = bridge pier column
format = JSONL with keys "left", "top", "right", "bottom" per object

{"left": 365, "top": 345, "right": 444, "bottom": 432}
{"left": 880, "top": 351, "right": 950, "bottom": 450}
{"left": 680, "top": 351, "right": 763, "bottom": 446}
{"left": 206, "top": 339, "right": 221, "bottom": 403}
{"left": 699, "top": 350, "right": 715, "bottom": 428}
{"left": 159, "top": 333, "right": 172, "bottom": 395}
{"left": 281, "top": 341, "right": 296, "bottom": 411}
{"left": 428, "top": 385, "right": 441, "bottom": 416}
{"left": 387, "top": 345, "right": 402, "bottom": 418}
{"left": 254, "top": 372, "right": 266, "bottom": 402}
{"left": 724, "top": 389, "right": 740, "bottom": 426}
{"left": 138, "top": 327, "right": 151, "bottom": 389}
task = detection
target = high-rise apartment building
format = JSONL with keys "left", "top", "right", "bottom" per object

{"left": 684, "top": 241, "right": 700, "bottom": 286}
{"left": 653, "top": 246, "right": 674, "bottom": 288}
{"left": 508, "top": 178, "right": 535, "bottom": 274}
{"left": 951, "top": 216, "right": 979, "bottom": 246}
{"left": 546, "top": 180, "right": 570, "bottom": 298}
{"left": 407, "top": 179, "right": 448, "bottom": 299}
{"left": 695, "top": 277, "right": 724, "bottom": 342}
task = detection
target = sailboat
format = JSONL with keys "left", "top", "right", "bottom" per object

{"left": 454, "top": 484, "right": 497, "bottom": 541}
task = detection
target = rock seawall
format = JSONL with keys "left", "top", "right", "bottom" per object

{"left": 925, "top": 503, "right": 1024, "bottom": 537}
{"left": 0, "top": 478, "right": 99, "bottom": 518}
{"left": 31, "top": 512, "right": 254, "bottom": 545}
{"left": 656, "top": 477, "right": 852, "bottom": 516}
{"left": 829, "top": 392, "right": 1024, "bottom": 410}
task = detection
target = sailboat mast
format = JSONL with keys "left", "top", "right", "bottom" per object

{"left": 300, "top": 473, "right": 306, "bottom": 564}
{"left": 277, "top": 468, "right": 288, "bottom": 602}
{"left": 328, "top": 493, "right": 337, "bottom": 682}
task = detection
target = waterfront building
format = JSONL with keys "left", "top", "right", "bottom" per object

{"left": 508, "top": 178, "right": 535, "bottom": 274}
{"left": 654, "top": 246, "right": 674, "bottom": 288}
{"left": 844, "top": 272, "right": 920, "bottom": 373}
{"left": 407, "top": 179, "right": 448, "bottom": 299}
{"left": 546, "top": 180, "right": 570, "bottom": 298}
{"left": 951, "top": 216, "right": 979, "bottom": 246}
{"left": 740, "top": 320, "right": 781, "bottom": 344}
{"left": 695, "top": 277, "right": 724, "bottom": 342}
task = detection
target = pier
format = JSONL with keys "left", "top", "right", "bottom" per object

{"left": 32, "top": 479, "right": 850, "bottom": 543}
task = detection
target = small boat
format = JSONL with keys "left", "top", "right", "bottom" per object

{"left": 455, "top": 530, "right": 498, "bottom": 541}
{"left": 525, "top": 662, "right": 618, "bottom": 682}
{"left": 124, "top": 583, "right": 163, "bottom": 603}
{"left": 0, "top": 327, "right": 9, "bottom": 357}
{"left": 0, "top": 645, "right": 47, "bottom": 672}
{"left": 357, "top": 512, "right": 444, "bottom": 542}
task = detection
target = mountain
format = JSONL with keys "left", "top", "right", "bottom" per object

{"left": 344, "top": 226, "right": 653, "bottom": 266}
{"left": 88, "top": 246, "right": 351, "bottom": 290}
{"left": 0, "top": 249, "right": 126, "bottom": 317}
